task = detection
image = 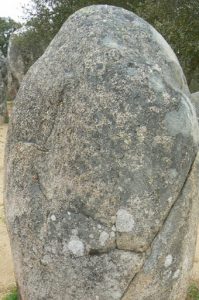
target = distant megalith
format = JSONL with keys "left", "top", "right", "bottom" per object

{"left": 5, "top": 5, "right": 199, "bottom": 300}
{"left": 7, "top": 26, "right": 40, "bottom": 100}
{"left": 0, "top": 51, "right": 7, "bottom": 123}
{"left": 7, "top": 30, "right": 26, "bottom": 100}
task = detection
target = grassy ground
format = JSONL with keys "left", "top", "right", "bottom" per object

{"left": 187, "top": 283, "right": 199, "bottom": 300}
{"left": 1, "top": 283, "right": 199, "bottom": 300}
{"left": 2, "top": 288, "right": 18, "bottom": 300}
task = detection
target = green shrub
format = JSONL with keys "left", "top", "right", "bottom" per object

{"left": 2, "top": 288, "right": 18, "bottom": 300}
{"left": 187, "top": 283, "right": 199, "bottom": 300}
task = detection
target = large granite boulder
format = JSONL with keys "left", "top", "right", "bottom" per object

{"left": 0, "top": 51, "right": 7, "bottom": 123}
{"left": 5, "top": 5, "right": 199, "bottom": 300}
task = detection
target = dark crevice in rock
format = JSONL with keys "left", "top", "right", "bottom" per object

{"left": 36, "top": 172, "right": 50, "bottom": 203}
{"left": 120, "top": 259, "right": 146, "bottom": 300}
{"left": 88, "top": 247, "right": 116, "bottom": 256}
{"left": 120, "top": 153, "right": 197, "bottom": 299}
{"left": 20, "top": 141, "right": 49, "bottom": 152}
{"left": 69, "top": 208, "right": 102, "bottom": 223}
{"left": 149, "top": 152, "right": 197, "bottom": 247}
{"left": 44, "top": 96, "right": 64, "bottom": 144}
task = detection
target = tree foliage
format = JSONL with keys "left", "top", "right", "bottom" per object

{"left": 0, "top": 17, "right": 20, "bottom": 56}
{"left": 136, "top": 0, "right": 199, "bottom": 87}
{"left": 21, "top": 0, "right": 199, "bottom": 91}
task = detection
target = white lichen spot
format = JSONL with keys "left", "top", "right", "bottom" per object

{"left": 169, "top": 168, "right": 178, "bottom": 179}
{"left": 50, "top": 214, "right": 56, "bottom": 221}
{"left": 116, "top": 209, "right": 135, "bottom": 232}
{"left": 102, "top": 36, "right": 123, "bottom": 50}
{"left": 99, "top": 231, "right": 109, "bottom": 246}
{"left": 67, "top": 211, "right": 71, "bottom": 215}
{"left": 153, "top": 64, "right": 161, "bottom": 73}
{"left": 68, "top": 238, "right": 84, "bottom": 257}
{"left": 173, "top": 269, "right": 180, "bottom": 279}
{"left": 112, "top": 225, "right": 116, "bottom": 232}
{"left": 168, "top": 197, "right": 173, "bottom": 203}
{"left": 118, "top": 186, "right": 123, "bottom": 192}
{"left": 149, "top": 106, "right": 160, "bottom": 113}
{"left": 164, "top": 255, "right": 173, "bottom": 268}
{"left": 89, "top": 234, "right": 94, "bottom": 239}
{"left": 97, "top": 224, "right": 102, "bottom": 229}
{"left": 40, "top": 255, "right": 51, "bottom": 266}
{"left": 163, "top": 92, "right": 171, "bottom": 105}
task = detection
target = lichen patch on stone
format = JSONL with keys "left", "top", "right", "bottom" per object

{"left": 116, "top": 209, "right": 135, "bottom": 233}
{"left": 99, "top": 231, "right": 109, "bottom": 246}
{"left": 164, "top": 255, "right": 173, "bottom": 268}
{"left": 68, "top": 238, "right": 85, "bottom": 257}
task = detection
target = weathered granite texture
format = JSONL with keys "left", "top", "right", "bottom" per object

{"left": 0, "top": 51, "right": 7, "bottom": 122}
{"left": 5, "top": 5, "right": 199, "bottom": 300}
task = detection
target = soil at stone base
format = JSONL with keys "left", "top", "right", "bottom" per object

{"left": 0, "top": 121, "right": 198, "bottom": 299}
{"left": 0, "top": 124, "right": 15, "bottom": 299}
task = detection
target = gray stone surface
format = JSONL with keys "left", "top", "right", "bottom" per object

{"left": 0, "top": 51, "right": 7, "bottom": 121}
{"left": 5, "top": 5, "right": 199, "bottom": 299}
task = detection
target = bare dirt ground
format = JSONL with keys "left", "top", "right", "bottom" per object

{"left": 0, "top": 124, "right": 15, "bottom": 299}
{"left": 0, "top": 121, "right": 198, "bottom": 299}
{"left": 191, "top": 229, "right": 199, "bottom": 285}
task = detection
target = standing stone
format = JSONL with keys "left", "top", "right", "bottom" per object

{"left": 0, "top": 51, "right": 7, "bottom": 123}
{"left": 7, "top": 30, "right": 25, "bottom": 100}
{"left": 7, "top": 27, "right": 37, "bottom": 100}
{"left": 5, "top": 5, "right": 199, "bottom": 300}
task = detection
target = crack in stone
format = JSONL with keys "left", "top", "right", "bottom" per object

{"left": 36, "top": 172, "right": 50, "bottom": 203}
{"left": 44, "top": 95, "right": 64, "bottom": 144}
{"left": 149, "top": 152, "right": 197, "bottom": 250}
{"left": 120, "top": 153, "right": 197, "bottom": 299}
{"left": 120, "top": 259, "right": 146, "bottom": 300}
{"left": 20, "top": 141, "right": 49, "bottom": 152}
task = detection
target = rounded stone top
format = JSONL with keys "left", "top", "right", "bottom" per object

{"left": 7, "top": 5, "right": 199, "bottom": 253}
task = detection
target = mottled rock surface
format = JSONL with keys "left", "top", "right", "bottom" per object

{"left": 5, "top": 5, "right": 199, "bottom": 300}
{"left": 0, "top": 51, "right": 7, "bottom": 122}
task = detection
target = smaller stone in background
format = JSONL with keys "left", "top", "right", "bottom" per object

{"left": 0, "top": 51, "right": 7, "bottom": 124}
